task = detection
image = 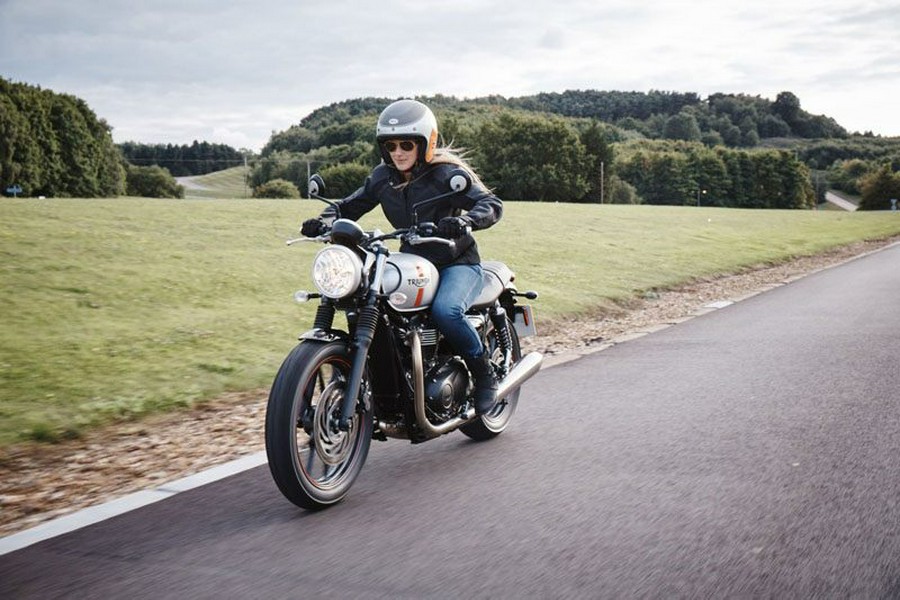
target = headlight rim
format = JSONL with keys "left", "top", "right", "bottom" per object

{"left": 312, "top": 245, "right": 364, "bottom": 299}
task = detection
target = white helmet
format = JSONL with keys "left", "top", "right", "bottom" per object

{"left": 375, "top": 99, "right": 438, "bottom": 166}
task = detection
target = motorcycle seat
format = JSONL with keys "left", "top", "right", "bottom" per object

{"left": 471, "top": 260, "right": 514, "bottom": 308}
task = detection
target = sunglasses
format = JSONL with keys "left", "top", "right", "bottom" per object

{"left": 382, "top": 140, "right": 417, "bottom": 153}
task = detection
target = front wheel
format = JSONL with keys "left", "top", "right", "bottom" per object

{"left": 265, "top": 340, "right": 373, "bottom": 510}
{"left": 460, "top": 316, "right": 522, "bottom": 441}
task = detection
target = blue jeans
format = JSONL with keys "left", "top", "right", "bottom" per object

{"left": 431, "top": 264, "right": 484, "bottom": 358}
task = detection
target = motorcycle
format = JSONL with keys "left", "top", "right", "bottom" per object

{"left": 264, "top": 170, "right": 543, "bottom": 509}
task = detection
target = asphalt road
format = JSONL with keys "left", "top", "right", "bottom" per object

{"left": 3, "top": 243, "right": 899, "bottom": 598}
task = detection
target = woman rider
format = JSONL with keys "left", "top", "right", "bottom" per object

{"left": 300, "top": 99, "right": 503, "bottom": 415}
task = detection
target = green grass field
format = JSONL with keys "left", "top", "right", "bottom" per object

{"left": 2, "top": 197, "right": 899, "bottom": 446}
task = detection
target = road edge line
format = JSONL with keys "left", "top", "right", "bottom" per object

{"left": 0, "top": 451, "right": 267, "bottom": 556}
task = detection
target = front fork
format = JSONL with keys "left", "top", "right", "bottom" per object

{"left": 337, "top": 303, "right": 379, "bottom": 431}
{"left": 338, "top": 244, "right": 389, "bottom": 431}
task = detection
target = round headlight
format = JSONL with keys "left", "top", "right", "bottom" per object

{"left": 312, "top": 246, "right": 363, "bottom": 299}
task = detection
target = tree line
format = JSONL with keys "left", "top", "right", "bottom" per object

{"left": 259, "top": 90, "right": 848, "bottom": 159}
{"left": 250, "top": 100, "right": 819, "bottom": 208}
{"left": 617, "top": 142, "right": 815, "bottom": 208}
{"left": 249, "top": 91, "right": 900, "bottom": 208}
{"left": 1, "top": 78, "right": 124, "bottom": 197}
{"left": 4, "top": 78, "right": 897, "bottom": 207}
{"left": 0, "top": 78, "right": 252, "bottom": 198}
{"left": 117, "top": 141, "right": 246, "bottom": 177}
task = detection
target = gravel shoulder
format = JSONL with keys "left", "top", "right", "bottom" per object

{"left": 1, "top": 237, "right": 897, "bottom": 537}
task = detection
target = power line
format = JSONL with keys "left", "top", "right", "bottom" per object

{"left": 123, "top": 158, "right": 248, "bottom": 164}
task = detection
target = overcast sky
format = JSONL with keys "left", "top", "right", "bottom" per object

{"left": 2, "top": 0, "right": 898, "bottom": 151}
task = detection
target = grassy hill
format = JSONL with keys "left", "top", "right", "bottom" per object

{"left": 2, "top": 198, "right": 899, "bottom": 446}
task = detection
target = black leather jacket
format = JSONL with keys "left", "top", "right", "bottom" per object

{"left": 322, "top": 162, "right": 503, "bottom": 268}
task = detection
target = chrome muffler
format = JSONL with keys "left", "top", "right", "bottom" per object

{"left": 496, "top": 351, "right": 543, "bottom": 400}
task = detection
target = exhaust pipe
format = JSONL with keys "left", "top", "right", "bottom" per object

{"left": 409, "top": 331, "right": 543, "bottom": 438}
{"left": 410, "top": 331, "right": 474, "bottom": 437}
{"left": 496, "top": 351, "right": 543, "bottom": 400}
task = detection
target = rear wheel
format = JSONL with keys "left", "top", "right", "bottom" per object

{"left": 460, "top": 316, "right": 522, "bottom": 441}
{"left": 265, "top": 341, "right": 373, "bottom": 510}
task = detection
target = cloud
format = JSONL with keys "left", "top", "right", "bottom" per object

{"left": 2, "top": 0, "right": 898, "bottom": 150}
{"left": 538, "top": 27, "right": 566, "bottom": 50}
{"left": 825, "top": 3, "right": 900, "bottom": 29}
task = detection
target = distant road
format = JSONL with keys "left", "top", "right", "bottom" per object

{"left": 174, "top": 176, "right": 210, "bottom": 191}
{"left": 2, "top": 243, "right": 899, "bottom": 598}
{"left": 824, "top": 190, "right": 858, "bottom": 211}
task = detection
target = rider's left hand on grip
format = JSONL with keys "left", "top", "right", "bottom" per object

{"left": 301, "top": 218, "right": 327, "bottom": 238}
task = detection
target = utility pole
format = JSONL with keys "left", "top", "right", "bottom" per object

{"left": 600, "top": 161, "right": 605, "bottom": 204}
{"left": 243, "top": 154, "right": 249, "bottom": 198}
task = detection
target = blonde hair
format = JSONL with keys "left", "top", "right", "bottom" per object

{"left": 389, "top": 143, "right": 492, "bottom": 192}
{"left": 429, "top": 145, "right": 491, "bottom": 192}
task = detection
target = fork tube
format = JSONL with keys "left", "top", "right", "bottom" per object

{"left": 338, "top": 246, "right": 388, "bottom": 431}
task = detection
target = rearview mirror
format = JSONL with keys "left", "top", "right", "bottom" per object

{"left": 308, "top": 174, "right": 325, "bottom": 199}
{"left": 448, "top": 169, "right": 471, "bottom": 193}
{"left": 306, "top": 174, "right": 341, "bottom": 218}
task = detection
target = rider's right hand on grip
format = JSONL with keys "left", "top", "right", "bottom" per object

{"left": 301, "top": 218, "right": 327, "bottom": 238}
{"left": 436, "top": 216, "right": 471, "bottom": 239}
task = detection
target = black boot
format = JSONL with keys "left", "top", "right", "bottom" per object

{"left": 465, "top": 353, "right": 499, "bottom": 415}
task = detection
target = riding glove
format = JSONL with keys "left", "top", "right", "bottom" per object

{"left": 301, "top": 218, "right": 327, "bottom": 237}
{"left": 437, "top": 216, "right": 472, "bottom": 239}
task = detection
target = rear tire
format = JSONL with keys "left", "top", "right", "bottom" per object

{"left": 460, "top": 316, "right": 522, "bottom": 441}
{"left": 265, "top": 341, "right": 373, "bottom": 510}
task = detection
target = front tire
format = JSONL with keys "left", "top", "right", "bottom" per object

{"left": 265, "top": 341, "right": 373, "bottom": 510}
{"left": 460, "top": 316, "right": 522, "bottom": 441}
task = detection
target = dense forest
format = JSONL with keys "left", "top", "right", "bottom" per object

{"left": 259, "top": 90, "right": 848, "bottom": 158}
{"left": 251, "top": 90, "right": 900, "bottom": 209}
{"left": 0, "top": 78, "right": 124, "bottom": 197}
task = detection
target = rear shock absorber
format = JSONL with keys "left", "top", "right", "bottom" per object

{"left": 490, "top": 305, "right": 513, "bottom": 378}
